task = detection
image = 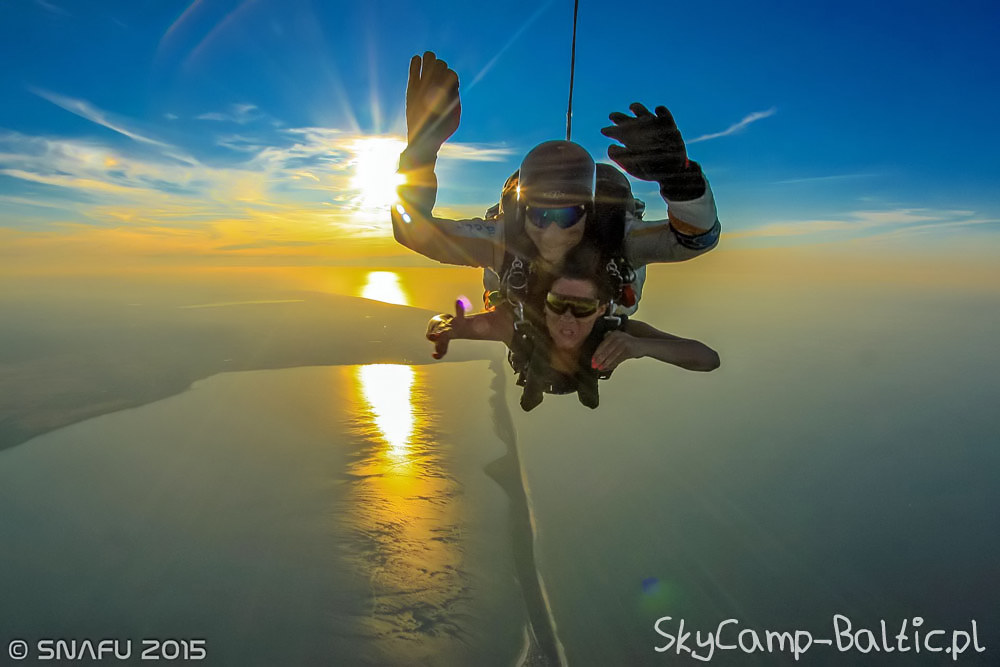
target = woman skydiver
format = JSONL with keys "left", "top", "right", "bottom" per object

{"left": 392, "top": 51, "right": 721, "bottom": 317}
{"left": 425, "top": 244, "right": 720, "bottom": 411}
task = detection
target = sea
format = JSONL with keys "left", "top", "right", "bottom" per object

{"left": 2, "top": 266, "right": 999, "bottom": 666}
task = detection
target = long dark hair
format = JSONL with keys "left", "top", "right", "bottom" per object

{"left": 515, "top": 242, "right": 622, "bottom": 411}
{"left": 548, "top": 242, "right": 619, "bottom": 303}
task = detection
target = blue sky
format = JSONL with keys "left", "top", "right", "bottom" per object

{"left": 1, "top": 0, "right": 998, "bottom": 260}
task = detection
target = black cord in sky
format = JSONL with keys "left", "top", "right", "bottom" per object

{"left": 566, "top": 0, "right": 580, "bottom": 141}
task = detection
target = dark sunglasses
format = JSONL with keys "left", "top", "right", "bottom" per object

{"left": 525, "top": 204, "right": 587, "bottom": 229}
{"left": 545, "top": 292, "right": 601, "bottom": 318}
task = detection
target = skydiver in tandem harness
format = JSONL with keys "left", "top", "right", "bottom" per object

{"left": 392, "top": 51, "right": 721, "bottom": 317}
{"left": 426, "top": 244, "right": 720, "bottom": 411}
{"left": 392, "top": 52, "right": 721, "bottom": 409}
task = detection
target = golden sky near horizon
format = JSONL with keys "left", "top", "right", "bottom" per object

{"left": 2, "top": 124, "right": 997, "bottom": 302}
{"left": 4, "top": 222, "right": 998, "bottom": 303}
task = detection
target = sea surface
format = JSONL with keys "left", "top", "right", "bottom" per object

{"left": 0, "top": 361, "right": 530, "bottom": 666}
{"left": 2, "top": 269, "right": 999, "bottom": 665}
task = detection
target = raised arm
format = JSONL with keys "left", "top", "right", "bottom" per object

{"left": 392, "top": 52, "right": 501, "bottom": 268}
{"left": 590, "top": 318, "right": 720, "bottom": 372}
{"left": 602, "top": 103, "right": 721, "bottom": 265}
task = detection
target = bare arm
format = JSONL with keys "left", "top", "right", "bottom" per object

{"left": 590, "top": 318, "right": 720, "bottom": 372}
{"left": 426, "top": 301, "right": 513, "bottom": 359}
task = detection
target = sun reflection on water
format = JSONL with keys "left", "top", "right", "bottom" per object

{"left": 357, "top": 364, "right": 414, "bottom": 461}
{"left": 360, "top": 270, "right": 408, "bottom": 306}
{"left": 346, "top": 364, "right": 468, "bottom": 655}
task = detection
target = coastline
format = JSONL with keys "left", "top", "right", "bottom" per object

{"left": 484, "top": 358, "right": 567, "bottom": 667}
{"left": 0, "top": 292, "right": 490, "bottom": 452}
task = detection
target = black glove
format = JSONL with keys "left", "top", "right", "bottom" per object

{"left": 601, "top": 103, "right": 705, "bottom": 201}
{"left": 403, "top": 51, "right": 461, "bottom": 168}
{"left": 425, "top": 299, "right": 468, "bottom": 359}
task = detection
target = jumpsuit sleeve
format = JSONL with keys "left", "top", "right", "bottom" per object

{"left": 625, "top": 170, "right": 722, "bottom": 267}
{"left": 391, "top": 147, "right": 504, "bottom": 269}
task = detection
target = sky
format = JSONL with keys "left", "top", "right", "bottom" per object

{"left": 1, "top": 0, "right": 999, "bottom": 271}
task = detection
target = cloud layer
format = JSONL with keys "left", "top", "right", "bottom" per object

{"left": 1, "top": 92, "right": 513, "bottom": 262}
{"left": 726, "top": 208, "right": 999, "bottom": 246}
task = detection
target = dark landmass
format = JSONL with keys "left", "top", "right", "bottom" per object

{"left": 0, "top": 290, "right": 491, "bottom": 451}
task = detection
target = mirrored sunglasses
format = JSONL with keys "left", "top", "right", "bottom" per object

{"left": 545, "top": 292, "right": 601, "bottom": 318}
{"left": 525, "top": 204, "right": 587, "bottom": 229}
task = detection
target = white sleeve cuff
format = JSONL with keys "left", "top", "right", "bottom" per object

{"left": 665, "top": 176, "right": 718, "bottom": 233}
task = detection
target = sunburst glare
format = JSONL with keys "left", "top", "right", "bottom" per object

{"left": 350, "top": 136, "right": 406, "bottom": 211}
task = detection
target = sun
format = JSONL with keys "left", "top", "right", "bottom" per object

{"left": 350, "top": 136, "right": 407, "bottom": 211}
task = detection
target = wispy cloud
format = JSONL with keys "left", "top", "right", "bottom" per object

{"left": 30, "top": 93, "right": 981, "bottom": 259}
{"left": 440, "top": 144, "right": 514, "bottom": 161}
{"left": 0, "top": 168, "right": 155, "bottom": 196}
{"left": 30, "top": 88, "right": 202, "bottom": 169}
{"left": 196, "top": 103, "right": 261, "bottom": 124}
{"left": 863, "top": 216, "right": 1000, "bottom": 242}
{"left": 0, "top": 194, "right": 78, "bottom": 211}
{"left": 773, "top": 172, "right": 877, "bottom": 185}
{"left": 728, "top": 208, "right": 995, "bottom": 242}
{"left": 32, "top": 0, "right": 69, "bottom": 16}
{"left": 1, "top": 92, "right": 516, "bottom": 256}
{"left": 215, "top": 134, "right": 265, "bottom": 153}
{"left": 31, "top": 88, "right": 172, "bottom": 150}
{"left": 688, "top": 107, "right": 777, "bottom": 144}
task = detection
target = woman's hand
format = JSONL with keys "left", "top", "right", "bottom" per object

{"left": 425, "top": 299, "right": 468, "bottom": 359}
{"left": 591, "top": 330, "right": 645, "bottom": 372}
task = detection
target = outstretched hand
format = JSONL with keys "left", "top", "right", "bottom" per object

{"left": 406, "top": 51, "right": 461, "bottom": 158}
{"left": 425, "top": 298, "right": 468, "bottom": 359}
{"left": 591, "top": 330, "right": 645, "bottom": 372}
{"left": 601, "top": 102, "right": 689, "bottom": 184}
